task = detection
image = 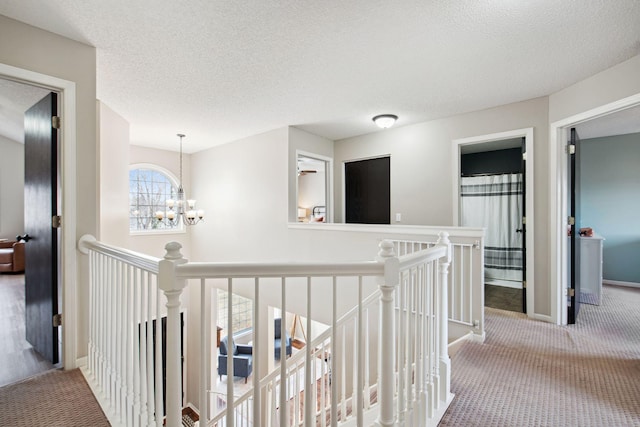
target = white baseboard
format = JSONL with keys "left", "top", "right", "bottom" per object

{"left": 531, "top": 313, "right": 554, "bottom": 324}
{"left": 76, "top": 356, "right": 87, "bottom": 368}
{"left": 603, "top": 279, "right": 640, "bottom": 289}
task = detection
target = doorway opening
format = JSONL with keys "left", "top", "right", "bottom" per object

{"left": 0, "top": 63, "right": 78, "bottom": 372}
{"left": 550, "top": 94, "right": 640, "bottom": 325}
{"left": 296, "top": 151, "right": 332, "bottom": 223}
{"left": 453, "top": 128, "right": 535, "bottom": 316}
{"left": 0, "top": 79, "right": 57, "bottom": 385}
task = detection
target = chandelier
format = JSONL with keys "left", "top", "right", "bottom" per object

{"left": 155, "top": 133, "right": 204, "bottom": 226}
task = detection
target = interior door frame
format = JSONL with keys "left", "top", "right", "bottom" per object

{"left": 452, "top": 127, "right": 535, "bottom": 317}
{"left": 295, "top": 150, "right": 333, "bottom": 223}
{"left": 549, "top": 93, "right": 640, "bottom": 326}
{"left": 0, "top": 63, "right": 78, "bottom": 369}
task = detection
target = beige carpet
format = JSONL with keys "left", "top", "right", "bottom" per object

{"left": 440, "top": 285, "right": 640, "bottom": 426}
{"left": 0, "top": 368, "right": 110, "bottom": 426}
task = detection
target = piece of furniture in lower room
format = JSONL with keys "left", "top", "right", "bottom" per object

{"left": 218, "top": 336, "right": 253, "bottom": 383}
{"left": 0, "top": 240, "right": 25, "bottom": 273}
{"left": 274, "top": 317, "right": 292, "bottom": 359}
{"left": 579, "top": 233, "right": 604, "bottom": 305}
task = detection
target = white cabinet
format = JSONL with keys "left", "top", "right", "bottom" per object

{"left": 579, "top": 234, "right": 604, "bottom": 305}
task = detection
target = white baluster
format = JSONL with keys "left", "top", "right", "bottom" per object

{"left": 126, "top": 265, "right": 135, "bottom": 427}
{"left": 340, "top": 325, "right": 346, "bottom": 421}
{"left": 116, "top": 262, "right": 124, "bottom": 422}
{"left": 252, "top": 277, "right": 260, "bottom": 427}
{"left": 304, "top": 277, "right": 313, "bottom": 426}
{"left": 146, "top": 275, "right": 156, "bottom": 426}
{"left": 279, "top": 277, "right": 288, "bottom": 427}
{"left": 363, "top": 307, "right": 370, "bottom": 411}
{"left": 331, "top": 277, "right": 338, "bottom": 427}
{"left": 155, "top": 284, "right": 164, "bottom": 425}
{"left": 356, "top": 277, "right": 363, "bottom": 427}
{"left": 372, "top": 240, "right": 399, "bottom": 427}
{"left": 226, "top": 278, "right": 234, "bottom": 427}
{"left": 133, "top": 268, "right": 141, "bottom": 427}
{"left": 139, "top": 273, "right": 149, "bottom": 427}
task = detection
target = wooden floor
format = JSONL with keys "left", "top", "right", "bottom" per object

{"left": 484, "top": 283, "right": 523, "bottom": 313}
{"left": 0, "top": 274, "right": 53, "bottom": 387}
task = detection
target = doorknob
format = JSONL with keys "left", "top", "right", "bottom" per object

{"left": 16, "top": 234, "right": 32, "bottom": 242}
{"left": 515, "top": 229, "right": 523, "bottom": 233}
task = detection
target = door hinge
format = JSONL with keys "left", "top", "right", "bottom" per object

{"left": 52, "top": 116, "right": 61, "bottom": 129}
{"left": 52, "top": 215, "right": 62, "bottom": 228}
{"left": 53, "top": 313, "right": 62, "bottom": 327}
{"left": 522, "top": 216, "right": 526, "bottom": 225}
{"left": 568, "top": 216, "right": 575, "bottom": 225}
{"left": 523, "top": 280, "right": 527, "bottom": 289}
{"left": 568, "top": 288, "right": 575, "bottom": 297}
{"left": 522, "top": 152, "right": 527, "bottom": 161}
{"left": 566, "top": 144, "right": 576, "bottom": 155}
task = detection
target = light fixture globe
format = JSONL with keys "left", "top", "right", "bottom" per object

{"left": 372, "top": 114, "right": 398, "bottom": 129}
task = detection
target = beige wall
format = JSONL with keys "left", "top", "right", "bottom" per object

{"left": 549, "top": 54, "right": 640, "bottom": 123}
{"left": 0, "top": 136, "right": 24, "bottom": 239}
{"left": 334, "top": 96, "right": 551, "bottom": 316}
{"left": 0, "top": 15, "right": 96, "bottom": 361}
{"left": 98, "top": 101, "right": 130, "bottom": 247}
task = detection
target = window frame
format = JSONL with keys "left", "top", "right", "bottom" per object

{"left": 216, "top": 289, "right": 254, "bottom": 338}
{"left": 129, "top": 163, "right": 186, "bottom": 235}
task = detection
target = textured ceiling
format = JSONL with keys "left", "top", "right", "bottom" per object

{"left": 1, "top": 1, "right": 640, "bottom": 152}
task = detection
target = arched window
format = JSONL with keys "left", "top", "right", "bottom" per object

{"left": 129, "top": 164, "right": 183, "bottom": 232}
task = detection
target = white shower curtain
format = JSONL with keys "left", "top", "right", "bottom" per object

{"left": 460, "top": 173, "right": 523, "bottom": 283}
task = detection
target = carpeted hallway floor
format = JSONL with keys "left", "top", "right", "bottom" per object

{"left": 440, "top": 284, "right": 640, "bottom": 426}
{"left": 0, "top": 368, "right": 109, "bottom": 426}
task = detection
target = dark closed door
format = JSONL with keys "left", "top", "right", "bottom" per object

{"left": 345, "top": 157, "right": 390, "bottom": 224}
{"left": 24, "top": 92, "right": 60, "bottom": 363}
{"left": 568, "top": 128, "right": 581, "bottom": 324}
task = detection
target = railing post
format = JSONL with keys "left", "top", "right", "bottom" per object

{"left": 436, "top": 232, "right": 452, "bottom": 406}
{"left": 373, "top": 240, "right": 399, "bottom": 427}
{"left": 159, "top": 242, "right": 188, "bottom": 427}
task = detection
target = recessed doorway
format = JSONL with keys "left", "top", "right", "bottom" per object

{"left": 453, "top": 128, "right": 535, "bottom": 316}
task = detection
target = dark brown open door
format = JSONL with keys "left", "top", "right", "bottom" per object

{"left": 568, "top": 128, "right": 581, "bottom": 324}
{"left": 23, "top": 92, "right": 60, "bottom": 363}
{"left": 520, "top": 137, "right": 527, "bottom": 313}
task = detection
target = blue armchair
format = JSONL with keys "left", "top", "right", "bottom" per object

{"left": 218, "top": 336, "right": 253, "bottom": 383}
{"left": 274, "top": 318, "right": 292, "bottom": 359}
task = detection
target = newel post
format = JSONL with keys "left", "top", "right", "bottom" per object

{"left": 159, "top": 242, "right": 188, "bottom": 427}
{"left": 436, "top": 232, "right": 452, "bottom": 405}
{"left": 373, "top": 240, "right": 399, "bottom": 427}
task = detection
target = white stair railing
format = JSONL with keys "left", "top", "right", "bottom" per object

{"left": 78, "top": 232, "right": 453, "bottom": 427}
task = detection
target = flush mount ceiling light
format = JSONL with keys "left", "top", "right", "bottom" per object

{"left": 372, "top": 114, "right": 398, "bottom": 129}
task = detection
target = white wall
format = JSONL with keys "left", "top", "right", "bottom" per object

{"left": 98, "top": 101, "right": 130, "bottom": 247}
{"left": 334, "top": 96, "right": 551, "bottom": 316}
{"left": 0, "top": 15, "right": 97, "bottom": 361}
{"left": 0, "top": 136, "right": 24, "bottom": 239}
{"left": 191, "top": 127, "right": 290, "bottom": 262}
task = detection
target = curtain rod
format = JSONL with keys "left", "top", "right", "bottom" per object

{"left": 461, "top": 172, "right": 522, "bottom": 177}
